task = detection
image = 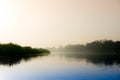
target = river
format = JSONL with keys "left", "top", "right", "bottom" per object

{"left": 0, "top": 52, "right": 120, "bottom": 80}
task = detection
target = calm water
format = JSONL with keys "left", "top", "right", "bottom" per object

{"left": 0, "top": 52, "right": 120, "bottom": 80}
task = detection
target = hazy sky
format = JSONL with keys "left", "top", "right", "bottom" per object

{"left": 0, "top": 0, "right": 120, "bottom": 48}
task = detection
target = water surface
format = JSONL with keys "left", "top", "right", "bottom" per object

{"left": 0, "top": 52, "right": 120, "bottom": 80}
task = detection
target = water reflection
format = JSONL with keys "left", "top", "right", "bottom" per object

{"left": 0, "top": 52, "right": 120, "bottom": 67}
{"left": 0, "top": 52, "right": 120, "bottom": 80}
{"left": 57, "top": 52, "right": 120, "bottom": 66}
{"left": 86, "top": 56, "right": 120, "bottom": 66}
{"left": 0, "top": 54, "right": 49, "bottom": 66}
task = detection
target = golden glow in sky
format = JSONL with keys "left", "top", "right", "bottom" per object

{"left": 0, "top": 0, "right": 120, "bottom": 47}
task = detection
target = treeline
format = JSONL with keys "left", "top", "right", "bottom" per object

{"left": 0, "top": 43, "right": 50, "bottom": 56}
{"left": 47, "top": 40, "right": 120, "bottom": 66}
{"left": 49, "top": 40, "right": 120, "bottom": 56}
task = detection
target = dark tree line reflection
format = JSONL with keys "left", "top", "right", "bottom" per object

{"left": 0, "top": 54, "right": 49, "bottom": 66}
{"left": 58, "top": 52, "right": 120, "bottom": 66}
{"left": 86, "top": 56, "right": 120, "bottom": 66}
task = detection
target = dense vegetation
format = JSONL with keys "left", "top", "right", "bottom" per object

{"left": 0, "top": 43, "right": 50, "bottom": 66}
{"left": 0, "top": 43, "right": 50, "bottom": 56}
{"left": 49, "top": 40, "right": 120, "bottom": 56}
{"left": 51, "top": 40, "right": 120, "bottom": 52}
{"left": 48, "top": 40, "right": 120, "bottom": 66}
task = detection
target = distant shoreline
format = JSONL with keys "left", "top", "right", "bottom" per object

{"left": 48, "top": 40, "right": 120, "bottom": 57}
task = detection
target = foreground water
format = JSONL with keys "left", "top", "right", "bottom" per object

{"left": 0, "top": 52, "right": 120, "bottom": 80}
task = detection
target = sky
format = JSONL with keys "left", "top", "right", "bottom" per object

{"left": 0, "top": 0, "right": 120, "bottom": 48}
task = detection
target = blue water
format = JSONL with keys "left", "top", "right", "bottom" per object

{"left": 0, "top": 53, "right": 120, "bottom": 80}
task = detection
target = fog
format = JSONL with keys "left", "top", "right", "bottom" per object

{"left": 0, "top": 0, "right": 120, "bottom": 47}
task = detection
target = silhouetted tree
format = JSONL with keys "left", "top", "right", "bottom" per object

{"left": 0, "top": 43, "right": 50, "bottom": 56}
